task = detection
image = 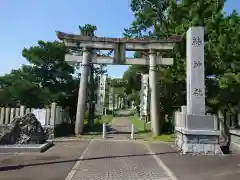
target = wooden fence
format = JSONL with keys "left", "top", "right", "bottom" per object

{"left": 0, "top": 102, "right": 70, "bottom": 126}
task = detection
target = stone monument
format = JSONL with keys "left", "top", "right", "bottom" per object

{"left": 175, "top": 27, "right": 222, "bottom": 155}
{"left": 124, "top": 93, "right": 128, "bottom": 108}
{"left": 118, "top": 96, "right": 121, "bottom": 109}
{"left": 0, "top": 113, "right": 52, "bottom": 153}
{"left": 120, "top": 97, "right": 124, "bottom": 109}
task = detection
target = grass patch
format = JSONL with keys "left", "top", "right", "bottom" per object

{"left": 84, "top": 115, "right": 113, "bottom": 125}
{"left": 77, "top": 135, "right": 95, "bottom": 140}
{"left": 151, "top": 134, "right": 176, "bottom": 142}
{"left": 83, "top": 115, "right": 113, "bottom": 134}
{"left": 129, "top": 116, "right": 175, "bottom": 142}
{"left": 129, "top": 116, "right": 146, "bottom": 132}
{"left": 114, "top": 109, "right": 133, "bottom": 117}
{"left": 140, "top": 133, "right": 176, "bottom": 142}
{"left": 54, "top": 123, "right": 74, "bottom": 137}
{"left": 99, "top": 115, "right": 114, "bottom": 124}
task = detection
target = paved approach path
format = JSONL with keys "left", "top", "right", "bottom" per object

{"left": 66, "top": 111, "right": 240, "bottom": 180}
{"left": 65, "top": 140, "right": 176, "bottom": 180}
{"left": 65, "top": 113, "right": 177, "bottom": 180}
{"left": 95, "top": 109, "right": 139, "bottom": 140}
{"left": 105, "top": 113, "right": 132, "bottom": 140}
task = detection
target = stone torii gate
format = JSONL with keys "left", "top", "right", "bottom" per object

{"left": 56, "top": 31, "right": 181, "bottom": 135}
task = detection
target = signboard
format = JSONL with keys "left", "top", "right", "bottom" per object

{"left": 97, "top": 74, "right": 107, "bottom": 114}
{"left": 98, "top": 74, "right": 107, "bottom": 105}
{"left": 109, "top": 88, "right": 114, "bottom": 110}
{"left": 140, "top": 74, "right": 149, "bottom": 116}
{"left": 115, "top": 94, "right": 118, "bottom": 110}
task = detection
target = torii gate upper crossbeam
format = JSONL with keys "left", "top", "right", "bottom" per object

{"left": 56, "top": 31, "right": 181, "bottom": 50}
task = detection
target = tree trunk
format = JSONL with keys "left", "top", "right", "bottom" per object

{"left": 159, "top": 112, "right": 165, "bottom": 134}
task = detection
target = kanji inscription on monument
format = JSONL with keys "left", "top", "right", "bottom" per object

{"left": 187, "top": 27, "right": 205, "bottom": 115}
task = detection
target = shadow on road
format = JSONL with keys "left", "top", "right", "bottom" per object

{"left": 106, "top": 126, "right": 131, "bottom": 135}
{"left": 114, "top": 114, "right": 132, "bottom": 117}
{"left": 0, "top": 151, "right": 177, "bottom": 171}
{"left": 83, "top": 125, "right": 131, "bottom": 136}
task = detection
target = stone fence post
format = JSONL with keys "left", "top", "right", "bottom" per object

{"left": 20, "top": 105, "right": 26, "bottom": 117}
{"left": 10, "top": 108, "right": 15, "bottom": 122}
{"left": 25, "top": 108, "right": 30, "bottom": 114}
{"left": 0, "top": 108, "right": 5, "bottom": 124}
{"left": 46, "top": 108, "right": 51, "bottom": 125}
{"left": 50, "top": 102, "right": 57, "bottom": 126}
{"left": 15, "top": 108, "right": 20, "bottom": 117}
{"left": 5, "top": 108, "right": 10, "bottom": 124}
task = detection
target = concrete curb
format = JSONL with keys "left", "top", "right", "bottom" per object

{"left": 48, "top": 137, "right": 174, "bottom": 145}
{"left": 47, "top": 138, "right": 91, "bottom": 142}
{"left": 0, "top": 142, "right": 53, "bottom": 153}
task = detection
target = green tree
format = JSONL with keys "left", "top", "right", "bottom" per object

{"left": 0, "top": 40, "right": 79, "bottom": 122}
{"left": 0, "top": 65, "right": 49, "bottom": 107}
{"left": 22, "top": 40, "right": 78, "bottom": 108}
{"left": 122, "top": 0, "right": 240, "bottom": 134}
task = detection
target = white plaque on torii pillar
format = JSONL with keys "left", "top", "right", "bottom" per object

{"left": 108, "top": 88, "right": 114, "bottom": 110}
{"left": 96, "top": 74, "right": 107, "bottom": 114}
{"left": 140, "top": 74, "right": 149, "bottom": 116}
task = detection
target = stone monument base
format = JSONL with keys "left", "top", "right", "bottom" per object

{"left": 0, "top": 141, "right": 53, "bottom": 153}
{"left": 175, "top": 128, "right": 222, "bottom": 155}
{"left": 230, "top": 129, "right": 240, "bottom": 152}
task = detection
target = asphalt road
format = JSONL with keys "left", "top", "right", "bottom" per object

{"left": 0, "top": 140, "right": 90, "bottom": 180}
{"left": 1, "top": 113, "right": 240, "bottom": 180}
{"left": 150, "top": 142, "right": 240, "bottom": 180}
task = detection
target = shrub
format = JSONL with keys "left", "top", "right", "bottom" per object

{"left": 54, "top": 122, "right": 74, "bottom": 137}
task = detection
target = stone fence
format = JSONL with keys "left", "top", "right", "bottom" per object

{"left": 0, "top": 102, "right": 71, "bottom": 138}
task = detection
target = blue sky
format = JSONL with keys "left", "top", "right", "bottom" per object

{"left": 0, "top": 0, "right": 239, "bottom": 77}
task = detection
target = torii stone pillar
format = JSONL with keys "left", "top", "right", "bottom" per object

{"left": 75, "top": 48, "right": 90, "bottom": 135}
{"left": 149, "top": 50, "right": 160, "bottom": 135}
